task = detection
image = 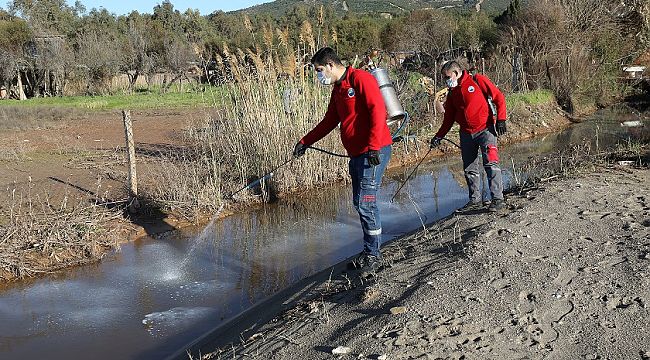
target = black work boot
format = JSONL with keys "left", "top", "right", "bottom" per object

{"left": 349, "top": 252, "right": 381, "bottom": 273}
{"left": 455, "top": 200, "right": 483, "bottom": 213}
{"left": 488, "top": 198, "right": 505, "bottom": 212}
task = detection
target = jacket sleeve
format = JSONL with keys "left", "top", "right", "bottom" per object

{"left": 475, "top": 74, "right": 507, "bottom": 121}
{"left": 355, "top": 71, "right": 388, "bottom": 150}
{"left": 300, "top": 94, "right": 340, "bottom": 146}
{"left": 435, "top": 96, "right": 456, "bottom": 139}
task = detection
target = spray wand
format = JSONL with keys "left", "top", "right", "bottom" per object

{"left": 390, "top": 137, "right": 460, "bottom": 203}
{"left": 225, "top": 157, "right": 296, "bottom": 200}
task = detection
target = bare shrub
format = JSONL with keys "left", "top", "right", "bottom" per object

{"left": 497, "top": 0, "right": 634, "bottom": 111}
{"left": 510, "top": 137, "right": 649, "bottom": 194}
{"left": 508, "top": 142, "right": 595, "bottom": 194}
{"left": 0, "top": 186, "right": 123, "bottom": 281}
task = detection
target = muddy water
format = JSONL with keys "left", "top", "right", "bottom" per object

{"left": 0, "top": 108, "right": 646, "bottom": 359}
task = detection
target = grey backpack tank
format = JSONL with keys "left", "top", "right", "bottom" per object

{"left": 370, "top": 67, "right": 406, "bottom": 124}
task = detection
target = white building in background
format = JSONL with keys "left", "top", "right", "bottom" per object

{"left": 622, "top": 65, "right": 646, "bottom": 80}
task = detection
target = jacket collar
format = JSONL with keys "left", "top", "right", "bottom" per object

{"left": 459, "top": 70, "right": 470, "bottom": 85}
{"left": 336, "top": 66, "right": 351, "bottom": 86}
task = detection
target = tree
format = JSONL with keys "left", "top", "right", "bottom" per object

{"left": 152, "top": 0, "right": 183, "bottom": 34}
{"left": 8, "top": 0, "right": 82, "bottom": 36}
{"left": 455, "top": 12, "right": 497, "bottom": 52}
{"left": 119, "top": 12, "right": 155, "bottom": 92}
{"left": 30, "top": 34, "right": 71, "bottom": 96}
{"left": 162, "top": 35, "right": 196, "bottom": 92}
{"left": 335, "top": 16, "right": 382, "bottom": 59}
{"left": 75, "top": 29, "right": 122, "bottom": 94}
{"left": 384, "top": 10, "right": 456, "bottom": 57}
{"left": 0, "top": 14, "right": 31, "bottom": 99}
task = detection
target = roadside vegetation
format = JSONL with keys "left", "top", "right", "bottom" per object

{"left": 509, "top": 133, "right": 649, "bottom": 195}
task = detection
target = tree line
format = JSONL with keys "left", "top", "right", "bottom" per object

{"left": 0, "top": 0, "right": 647, "bottom": 106}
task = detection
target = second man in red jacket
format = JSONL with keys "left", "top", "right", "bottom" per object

{"left": 431, "top": 61, "right": 507, "bottom": 212}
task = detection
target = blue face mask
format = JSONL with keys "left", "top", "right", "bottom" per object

{"left": 446, "top": 78, "right": 458, "bottom": 88}
{"left": 317, "top": 71, "right": 332, "bottom": 85}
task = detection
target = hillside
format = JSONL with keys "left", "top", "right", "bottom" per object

{"left": 238, "top": 0, "right": 512, "bottom": 17}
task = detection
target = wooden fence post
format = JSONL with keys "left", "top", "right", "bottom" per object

{"left": 122, "top": 110, "right": 140, "bottom": 213}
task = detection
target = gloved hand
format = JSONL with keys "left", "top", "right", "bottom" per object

{"left": 367, "top": 150, "right": 380, "bottom": 166}
{"left": 430, "top": 136, "right": 442, "bottom": 149}
{"left": 496, "top": 120, "right": 507, "bottom": 136}
{"left": 293, "top": 141, "right": 307, "bottom": 158}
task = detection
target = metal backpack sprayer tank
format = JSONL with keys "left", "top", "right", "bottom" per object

{"left": 369, "top": 67, "right": 406, "bottom": 126}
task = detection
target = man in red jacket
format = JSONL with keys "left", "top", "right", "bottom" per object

{"left": 293, "top": 47, "right": 393, "bottom": 272}
{"left": 430, "top": 61, "right": 507, "bottom": 212}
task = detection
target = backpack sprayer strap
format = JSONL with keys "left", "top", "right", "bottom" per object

{"left": 472, "top": 74, "right": 498, "bottom": 124}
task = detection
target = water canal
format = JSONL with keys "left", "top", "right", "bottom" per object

{"left": 0, "top": 107, "right": 646, "bottom": 359}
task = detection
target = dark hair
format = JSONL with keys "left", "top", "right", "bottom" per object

{"left": 441, "top": 61, "right": 463, "bottom": 76}
{"left": 311, "top": 47, "right": 343, "bottom": 66}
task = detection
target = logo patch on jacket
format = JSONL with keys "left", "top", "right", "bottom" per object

{"left": 347, "top": 88, "right": 355, "bottom": 98}
{"left": 468, "top": 86, "right": 475, "bottom": 93}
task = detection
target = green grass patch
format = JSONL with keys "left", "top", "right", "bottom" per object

{"left": 0, "top": 87, "right": 229, "bottom": 110}
{"left": 506, "top": 89, "right": 555, "bottom": 108}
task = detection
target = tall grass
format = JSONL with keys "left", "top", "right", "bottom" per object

{"left": 139, "top": 54, "right": 347, "bottom": 217}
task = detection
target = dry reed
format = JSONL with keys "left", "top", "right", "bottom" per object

{"left": 139, "top": 48, "right": 350, "bottom": 218}
{"left": 0, "top": 185, "right": 123, "bottom": 281}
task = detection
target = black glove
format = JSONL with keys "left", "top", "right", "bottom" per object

{"left": 430, "top": 136, "right": 442, "bottom": 149}
{"left": 367, "top": 150, "right": 380, "bottom": 166}
{"left": 293, "top": 141, "right": 307, "bottom": 158}
{"left": 496, "top": 120, "right": 507, "bottom": 136}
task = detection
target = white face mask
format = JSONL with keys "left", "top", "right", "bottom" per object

{"left": 317, "top": 71, "right": 332, "bottom": 85}
{"left": 446, "top": 78, "right": 458, "bottom": 88}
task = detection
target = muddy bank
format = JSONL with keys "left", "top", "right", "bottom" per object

{"left": 191, "top": 163, "right": 649, "bottom": 359}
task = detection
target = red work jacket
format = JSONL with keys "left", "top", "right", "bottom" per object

{"left": 300, "top": 67, "right": 393, "bottom": 157}
{"left": 435, "top": 70, "right": 506, "bottom": 138}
